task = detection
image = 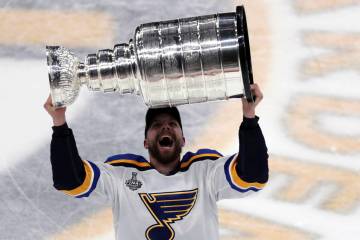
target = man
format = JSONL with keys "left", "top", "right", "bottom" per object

{"left": 44, "top": 84, "right": 268, "bottom": 240}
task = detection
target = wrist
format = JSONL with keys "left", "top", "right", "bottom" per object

{"left": 241, "top": 115, "right": 259, "bottom": 129}
{"left": 243, "top": 111, "right": 255, "bottom": 118}
{"left": 53, "top": 118, "right": 66, "bottom": 127}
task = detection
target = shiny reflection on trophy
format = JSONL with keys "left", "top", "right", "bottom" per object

{"left": 46, "top": 6, "right": 254, "bottom": 108}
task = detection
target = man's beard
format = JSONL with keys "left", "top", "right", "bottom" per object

{"left": 147, "top": 133, "right": 182, "bottom": 164}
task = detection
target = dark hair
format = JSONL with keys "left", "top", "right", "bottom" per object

{"left": 145, "top": 107, "right": 182, "bottom": 137}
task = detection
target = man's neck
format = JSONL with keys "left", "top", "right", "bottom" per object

{"left": 150, "top": 156, "right": 181, "bottom": 175}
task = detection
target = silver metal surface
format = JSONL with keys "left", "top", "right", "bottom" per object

{"left": 46, "top": 6, "right": 253, "bottom": 108}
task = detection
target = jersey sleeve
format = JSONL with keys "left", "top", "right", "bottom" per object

{"left": 60, "top": 160, "right": 120, "bottom": 201}
{"left": 207, "top": 116, "right": 269, "bottom": 201}
{"left": 50, "top": 123, "right": 122, "bottom": 201}
{"left": 61, "top": 154, "right": 148, "bottom": 200}
{"left": 207, "top": 154, "right": 265, "bottom": 201}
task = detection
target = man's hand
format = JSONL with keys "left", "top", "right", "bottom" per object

{"left": 43, "top": 95, "right": 67, "bottom": 126}
{"left": 242, "top": 84, "right": 263, "bottom": 118}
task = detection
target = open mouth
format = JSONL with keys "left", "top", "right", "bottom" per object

{"left": 158, "top": 136, "right": 174, "bottom": 148}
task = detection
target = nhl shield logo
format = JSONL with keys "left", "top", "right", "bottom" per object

{"left": 125, "top": 172, "right": 143, "bottom": 191}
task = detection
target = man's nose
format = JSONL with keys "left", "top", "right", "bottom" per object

{"left": 162, "top": 123, "right": 171, "bottom": 130}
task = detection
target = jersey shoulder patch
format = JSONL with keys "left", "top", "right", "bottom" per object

{"left": 180, "top": 149, "right": 223, "bottom": 171}
{"left": 105, "top": 153, "right": 152, "bottom": 171}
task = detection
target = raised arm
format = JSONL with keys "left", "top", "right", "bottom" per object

{"left": 236, "top": 84, "right": 269, "bottom": 184}
{"left": 43, "top": 95, "right": 85, "bottom": 190}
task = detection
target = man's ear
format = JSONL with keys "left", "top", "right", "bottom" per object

{"left": 144, "top": 139, "right": 149, "bottom": 149}
{"left": 181, "top": 137, "right": 186, "bottom": 147}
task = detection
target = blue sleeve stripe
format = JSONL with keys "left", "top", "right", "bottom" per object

{"left": 195, "top": 149, "right": 223, "bottom": 157}
{"left": 105, "top": 153, "right": 148, "bottom": 163}
{"left": 61, "top": 160, "right": 100, "bottom": 198}
{"left": 181, "top": 149, "right": 223, "bottom": 164}
{"left": 76, "top": 161, "right": 100, "bottom": 198}
{"left": 224, "top": 155, "right": 266, "bottom": 193}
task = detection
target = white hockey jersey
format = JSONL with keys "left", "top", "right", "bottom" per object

{"left": 61, "top": 149, "right": 266, "bottom": 240}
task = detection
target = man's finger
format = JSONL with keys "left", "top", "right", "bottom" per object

{"left": 254, "top": 95, "right": 262, "bottom": 106}
{"left": 44, "top": 103, "right": 54, "bottom": 112}
{"left": 250, "top": 84, "right": 263, "bottom": 106}
{"left": 46, "top": 94, "right": 53, "bottom": 104}
{"left": 44, "top": 95, "right": 54, "bottom": 111}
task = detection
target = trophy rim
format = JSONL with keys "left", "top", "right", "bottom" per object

{"left": 236, "top": 5, "right": 254, "bottom": 102}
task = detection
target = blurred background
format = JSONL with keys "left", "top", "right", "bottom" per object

{"left": 0, "top": 0, "right": 359, "bottom": 239}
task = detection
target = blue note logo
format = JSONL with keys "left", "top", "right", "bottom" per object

{"left": 139, "top": 189, "right": 198, "bottom": 240}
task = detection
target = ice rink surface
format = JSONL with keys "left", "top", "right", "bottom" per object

{"left": 0, "top": 0, "right": 359, "bottom": 239}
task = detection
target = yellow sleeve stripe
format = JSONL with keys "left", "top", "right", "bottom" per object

{"left": 229, "top": 154, "right": 266, "bottom": 190}
{"left": 61, "top": 160, "right": 94, "bottom": 197}
{"left": 106, "top": 159, "right": 151, "bottom": 168}
{"left": 180, "top": 153, "right": 222, "bottom": 169}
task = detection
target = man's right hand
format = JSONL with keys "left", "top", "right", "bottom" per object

{"left": 44, "top": 95, "right": 67, "bottom": 126}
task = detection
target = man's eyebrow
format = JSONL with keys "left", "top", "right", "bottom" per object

{"left": 151, "top": 120, "right": 161, "bottom": 125}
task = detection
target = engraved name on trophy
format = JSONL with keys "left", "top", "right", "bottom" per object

{"left": 46, "top": 6, "right": 254, "bottom": 108}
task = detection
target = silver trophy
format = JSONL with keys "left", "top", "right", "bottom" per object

{"left": 47, "top": 6, "right": 254, "bottom": 108}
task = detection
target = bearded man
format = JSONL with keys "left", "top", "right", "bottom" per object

{"left": 44, "top": 83, "right": 268, "bottom": 240}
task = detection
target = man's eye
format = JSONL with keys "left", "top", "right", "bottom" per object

{"left": 170, "top": 122, "right": 177, "bottom": 127}
{"left": 152, "top": 123, "right": 161, "bottom": 128}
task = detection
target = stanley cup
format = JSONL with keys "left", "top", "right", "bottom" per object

{"left": 46, "top": 6, "right": 254, "bottom": 108}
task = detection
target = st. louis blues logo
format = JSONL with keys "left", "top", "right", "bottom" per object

{"left": 139, "top": 189, "right": 198, "bottom": 240}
